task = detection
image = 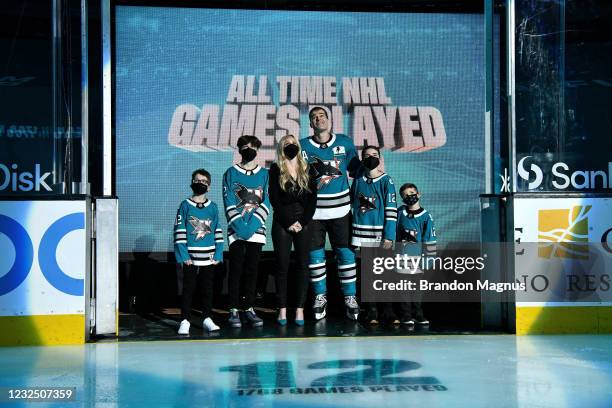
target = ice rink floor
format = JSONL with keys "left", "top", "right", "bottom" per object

{"left": 1, "top": 334, "right": 612, "bottom": 407}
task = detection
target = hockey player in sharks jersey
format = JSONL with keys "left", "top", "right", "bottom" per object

{"left": 300, "top": 107, "right": 361, "bottom": 321}
{"left": 222, "top": 135, "right": 270, "bottom": 328}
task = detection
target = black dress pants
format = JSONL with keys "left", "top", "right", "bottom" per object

{"left": 272, "top": 220, "right": 311, "bottom": 308}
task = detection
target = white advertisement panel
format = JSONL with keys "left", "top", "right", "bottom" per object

{"left": 0, "top": 200, "right": 87, "bottom": 316}
{"left": 513, "top": 196, "right": 612, "bottom": 306}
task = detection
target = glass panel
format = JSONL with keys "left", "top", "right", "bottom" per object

{"left": 514, "top": 0, "right": 611, "bottom": 192}
{"left": 562, "top": 1, "right": 611, "bottom": 186}
{"left": 0, "top": 0, "right": 82, "bottom": 196}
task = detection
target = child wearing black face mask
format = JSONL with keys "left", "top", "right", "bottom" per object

{"left": 174, "top": 169, "right": 224, "bottom": 335}
{"left": 222, "top": 135, "right": 270, "bottom": 328}
{"left": 396, "top": 183, "right": 437, "bottom": 326}
{"left": 350, "top": 145, "right": 398, "bottom": 325}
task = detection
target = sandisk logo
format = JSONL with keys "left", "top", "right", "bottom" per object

{"left": 517, "top": 156, "right": 544, "bottom": 190}
{"left": 517, "top": 156, "right": 612, "bottom": 191}
{"left": 0, "top": 163, "right": 53, "bottom": 192}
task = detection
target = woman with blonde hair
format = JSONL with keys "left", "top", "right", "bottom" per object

{"left": 268, "top": 134, "right": 317, "bottom": 325}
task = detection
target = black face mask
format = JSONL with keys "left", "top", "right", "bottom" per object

{"left": 240, "top": 147, "right": 257, "bottom": 163}
{"left": 283, "top": 143, "right": 299, "bottom": 160}
{"left": 362, "top": 156, "right": 380, "bottom": 171}
{"left": 191, "top": 183, "right": 208, "bottom": 195}
{"left": 403, "top": 194, "right": 419, "bottom": 206}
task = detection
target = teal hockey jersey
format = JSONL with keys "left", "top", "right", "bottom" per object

{"left": 350, "top": 172, "right": 397, "bottom": 246}
{"left": 174, "top": 198, "right": 224, "bottom": 266}
{"left": 300, "top": 133, "right": 360, "bottom": 220}
{"left": 222, "top": 164, "right": 270, "bottom": 245}
{"left": 396, "top": 206, "right": 437, "bottom": 274}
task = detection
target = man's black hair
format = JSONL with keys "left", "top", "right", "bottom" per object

{"left": 308, "top": 106, "right": 329, "bottom": 120}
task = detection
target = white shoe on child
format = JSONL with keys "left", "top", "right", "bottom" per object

{"left": 178, "top": 319, "right": 190, "bottom": 335}
{"left": 203, "top": 317, "right": 220, "bottom": 332}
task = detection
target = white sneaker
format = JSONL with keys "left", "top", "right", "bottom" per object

{"left": 415, "top": 316, "right": 430, "bottom": 325}
{"left": 344, "top": 296, "right": 359, "bottom": 321}
{"left": 313, "top": 294, "right": 328, "bottom": 320}
{"left": 178, "top": 319, "right": 190, "bottom": 335}
{"left": 203, "top": 317, "right": 220, "bottom": 332}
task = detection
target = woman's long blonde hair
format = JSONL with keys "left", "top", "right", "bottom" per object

{"left": 276, "top": 134, "right": 310, "bottom": 193}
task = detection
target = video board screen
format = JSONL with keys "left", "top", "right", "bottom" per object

{"left": 115, "top": 7, "right": 484, "bottom": 253}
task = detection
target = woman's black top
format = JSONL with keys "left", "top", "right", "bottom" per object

{"left": 268, "top": 162, "right": 317, "bottom": 229}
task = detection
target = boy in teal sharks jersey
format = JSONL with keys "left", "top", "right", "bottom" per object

{"left": 396, "top": 183, "right": 437, "bottom": 326}
{"left": 222, "top": 135, "right": 270, "bottom": 328}
{"left": 174, "top": 168, "right": 224, "bottom": 335}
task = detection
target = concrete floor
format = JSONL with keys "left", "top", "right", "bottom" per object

{"left": 1, "top": 335, "right": 611, "bottom": 407}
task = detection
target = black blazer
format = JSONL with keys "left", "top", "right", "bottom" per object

{"left": 268, "top": 162, "right": 317, "bottom": 229}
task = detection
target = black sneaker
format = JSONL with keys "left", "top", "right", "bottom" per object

{"left": 365, "top": 307, "right": 379, "bottom": 325}
{"left": 313, "top": 294, "right": 327, "bottom": 320}
{"left": 244, "top": 307, "right": 264, "bottom": 327}
{"left": 381, "top": 312, "right": 400, "bottom": 325}
{"left": 228, "top": 308, "right": 242, "bottom": 328}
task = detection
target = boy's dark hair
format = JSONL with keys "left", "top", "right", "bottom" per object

{"left": 192, "top": 168, "right": 211, "bottom": 182}
{"left": 399, "top": 183, "right": 419, "bottom": 196}
{"left": 309, "top": 106, "right": 329, "bottom": 120}
{"left": 237, "top": 135, "right": 262, "bottom": 149}
{"left": 361, "top": 144, "right": 381, "bottom": 159}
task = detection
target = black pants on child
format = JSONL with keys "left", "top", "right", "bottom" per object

{"left": 272, "top": 220, "right": 311, "bottom": 309}
{"left": 398, "top": 276, "right": 424, "bottom": 319}
{"left": 228, "top": 240, "right": 263, "bottom": 310}
{"left": 366, "top": 302, "right": 395, "bottom": 318}
{"left": 181, "top": 264, "right": 215, "bottom": 320}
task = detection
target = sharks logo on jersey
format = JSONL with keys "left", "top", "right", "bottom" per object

{"left": 188, "top": 216, "right": 212, "bottom": 241}
{"left": 400, "top": 228, "right": 419, "bottom": 242}
{"left": 233, "top": 183, "right": 264, "bottom": 215}
{"left": 309, "top": 156, "right": 342, "bottom": 189}
{"left": 358, "top": 193, "right": 377, "bottom": 214}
